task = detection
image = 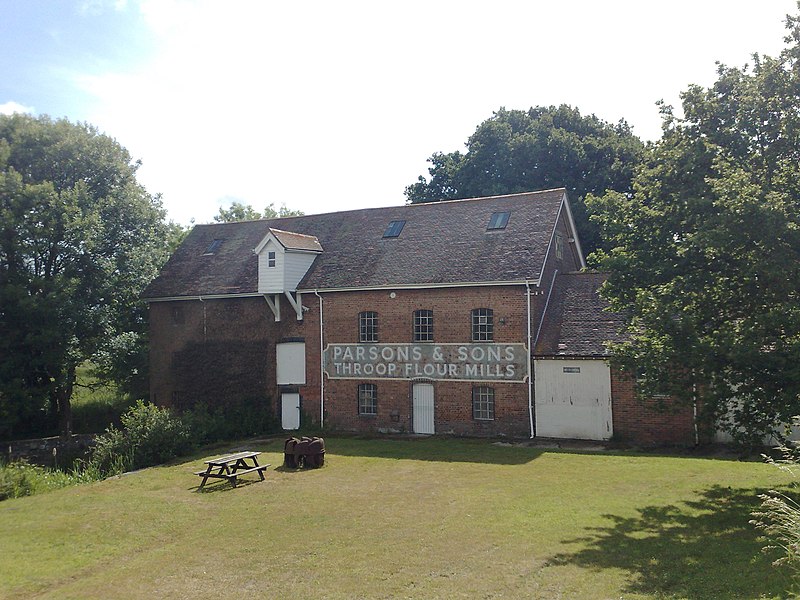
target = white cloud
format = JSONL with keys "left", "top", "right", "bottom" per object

{"left": 0, "top": 101, "right": 34, "bottom": 116}
{"left": 73, "top": 0, "right": 797, "bottom": 225}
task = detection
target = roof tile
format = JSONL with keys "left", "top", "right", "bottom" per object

{"left": 143, "top": 188, "right": 567, "bottom": 298}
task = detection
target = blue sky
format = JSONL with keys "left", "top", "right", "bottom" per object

{"left": 1, "top": 0, "right": 797, "bottom": 225}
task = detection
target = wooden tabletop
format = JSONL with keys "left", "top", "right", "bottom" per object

{"left": 204, "top": 451, "right": 260, "bottom": 465}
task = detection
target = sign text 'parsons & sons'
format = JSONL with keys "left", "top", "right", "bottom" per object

{"left": 323, "top": 343, "right": 528, "bottom": 383}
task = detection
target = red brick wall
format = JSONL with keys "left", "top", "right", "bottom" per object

{"left": 148, "top": 287, "right": 698, "bottom": 445}
{"left": 611, "top": 368, "right": 696, "bottom": 446}
{"left": 149, "top": 285, "right": 538, "bottom": 437}
{"left": 317, "top": 286, "right": 535, "bottom": 437}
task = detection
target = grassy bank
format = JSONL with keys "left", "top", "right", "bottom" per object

{"left": 0, "top": 437, "right": 793, "bottom": 599}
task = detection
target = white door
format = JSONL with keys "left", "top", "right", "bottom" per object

{"left": 534, "top": 360, "right": 613, "bottom": 441}
{"left": 412, "top": 383, "right": 435, "bottom": 434}
{"left": 281, "top": 393, "right": 300, "bottom": 430}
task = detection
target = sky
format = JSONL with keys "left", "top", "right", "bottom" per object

{"left": 1, "top": 0, "right": 797, "bottom": 225}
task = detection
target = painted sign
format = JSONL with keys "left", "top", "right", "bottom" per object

{"left": 323, "top": 343, "right": 529, "bottom": 383}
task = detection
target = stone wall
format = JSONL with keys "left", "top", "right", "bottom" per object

{"left": 3, "top": 434, "right": 96, "bottom": 468}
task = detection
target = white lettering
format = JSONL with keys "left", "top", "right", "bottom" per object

{"left": 369, "top": 346, "right": 379, "bottom": 361}
{"left": 412, "top": 347, "right": 422, "bottom": 361}
{"left": 355, "top": 346, "right": 365, "bottom": 360}
{"left": 333, "top": 346, "right": 343, "bottom": 359}
{"left": 470, "top": 347, "right": 485, "bottom": 361}
{"left": 342, "top": 347, "right": 353, "bottom": 360}
{"left": 449, "top": 364, "right": 458, "bottom": 377}
{"left": 423, "top": 364, "right": 435, "bottom": 376}
{"left": 363, "top": 363, "right": 374, "bottom": 375}
{"left": 487, "top": 346, "right": 501, "bottom": 362}
{"left": 505, "top": 365, "right": 515, "bottom": 378}
{"left": 397, "top": 346, "right": 409, "bottom": 361}
{"left": 457, "top": 346, "right": 468, "bottom": 361}
{"left": 381, "top": 347, "right": 395, "bottom": 361}
{"left": 504, "top": 346, "right": 515, "bottom": 361}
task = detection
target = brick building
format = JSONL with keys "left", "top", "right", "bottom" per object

{"left": 143, "top": 188, "right": 695, "bottom": 445}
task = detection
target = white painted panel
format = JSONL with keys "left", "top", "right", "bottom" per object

{"left": 413, "top": 383, "right": 435, "bottom": 434}
{"left": 277, "top": 342, "right": 306, "bottom": 385}
{"left": 534, "top": 359, "right": 613, "bottom": 441}
{"left": 714, "top": 401, "right": 800, "bottom": 444}
{"left": 258, "top": 240, "right": 284, "bottom": 294}
{"left": 281, "top": 393, "right": 300, "bottom": 430}
{"left": 283, "top": 252, "right": 318, "bottom": 291}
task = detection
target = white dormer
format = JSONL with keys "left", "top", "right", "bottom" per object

{"left": 254, "top": 228, "right": 323, "bottom": 321}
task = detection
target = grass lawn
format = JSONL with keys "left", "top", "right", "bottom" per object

{"left": 0, "top": 437, "right": 794, "bottom": 599}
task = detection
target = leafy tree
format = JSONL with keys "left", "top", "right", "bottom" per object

{"left": 405, "top": 105, "right": 645, "bottom": 254}
{"left": 214, "top": 200, "right": 303, "bottom": 223}
{"left": 0, "top": 114, "right": 171, "bottom": 438}
{"left": 589, "top": 11, "right": 800, "bottom": 448}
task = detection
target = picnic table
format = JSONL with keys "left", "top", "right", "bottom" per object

{"left": 195, "top": 451, "right": 271, "bottom": 489}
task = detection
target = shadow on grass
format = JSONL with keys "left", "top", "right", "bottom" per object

{"left": 549, "top": 484, "right": 795, "bottom": 599}
{"left": 192, "top": 478, "right": 264, "bottom": 493}
{"left": 326, "top": 436, "right": 546, "bottom": 465}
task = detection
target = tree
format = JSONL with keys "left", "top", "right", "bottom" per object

{"left": 405, "top": 105, "right": 645, "bottom": 254}
{"left": 588, "top": 11, "right": 800, "bottom": 448}
{"left": 213, "top": 201, "right": 304, "bottom": 223}
{"left": 0, "top": 114, "right": 171, "bottom": 438}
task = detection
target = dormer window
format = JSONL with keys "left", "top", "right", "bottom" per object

{"left": 268, "top": 251, "right": 276, "bottom": 267}
{"left": 383, "top": 220, "right": 406, "bottom": 238}
{"left": 487, "top": 212, "right": 510, "bottom": 230}
{"left": 203, "top": 239, "right": 223, "bottom": 255}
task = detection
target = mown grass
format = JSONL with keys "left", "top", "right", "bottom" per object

{"left": 0, "top": 437, "right": 794, "bottom": 599}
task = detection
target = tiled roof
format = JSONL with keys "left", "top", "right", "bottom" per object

{"left": 534, "top": 272, "right": 627, "bottom": 357}
{"left": 143, "top": 188, "right": 567, "bottom": 299}
{"left": 269, "top": 228, "right": 323, "bottom": 252}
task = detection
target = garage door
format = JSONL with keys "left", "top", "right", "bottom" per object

{"left": 534, "top": 360, "right": 612, "bottom": 441}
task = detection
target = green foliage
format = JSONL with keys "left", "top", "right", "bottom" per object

{"left": 87, "top": 400, "right": 190, "bottom": 475}
{"left": 751, "top": 435, "right": 800, "bottom": 592}
{"left": 0, "top": 460, "right": 92, "bottom": 501}
{"left": 182, "top": 396, "right": 276, "bottom": 444}
{"left": 405, "top": 105, "right": 645, "bottom": 254}
{"left": 213, "top": 200, "right": 304, "bottom": 223}
{"left": 589, "top": 12, "right": 800, "bottom": 446}
{"left": 0, "top": 114, "right": 172, "bottom": 438}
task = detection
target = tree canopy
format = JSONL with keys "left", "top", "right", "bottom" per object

{"left": 213, "top": 201, "right": 303, "bottom": 223}
{"left": 588, "top": 12, "right": 800, "bottom": 447}
{"left": 0, "top": 114, "right": 171, "bottom": 437}
{"left": 405, "top": 105, "right": 645, "bottom": 254}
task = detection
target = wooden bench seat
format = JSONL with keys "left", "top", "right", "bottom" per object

{"left": 195, "top": 463, "right": 271, "bottom": 488}
{"left": 231, "top": 464, "right": 271, "bottom": 477}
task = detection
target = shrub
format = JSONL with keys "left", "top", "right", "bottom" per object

{"left": 751, "top": 430, "right": 800, "bottom": 588}
{"left": 87, "top": 400, "right": 191, "bottom": 476}
{"left": 0, "top": 461, "right": 89, "bottom": 500}
{"left": 183, "top": 396, "right": 276, "bottom": 444}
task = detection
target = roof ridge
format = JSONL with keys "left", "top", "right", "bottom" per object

{"left": 190, "top": 188, "right": 567, "bottom": 228}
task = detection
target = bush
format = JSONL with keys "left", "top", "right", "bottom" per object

{"left": 751, "top": 430, "right": 800, "bottom": 589}
{"left": 0, "top": 461, "right": 90, "bottom": 501}
{"left": 87, "top": 400, "right": 191, "bottom": 476}
{"left": 183, "top": 396, "right": 276, "bottom": 444}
